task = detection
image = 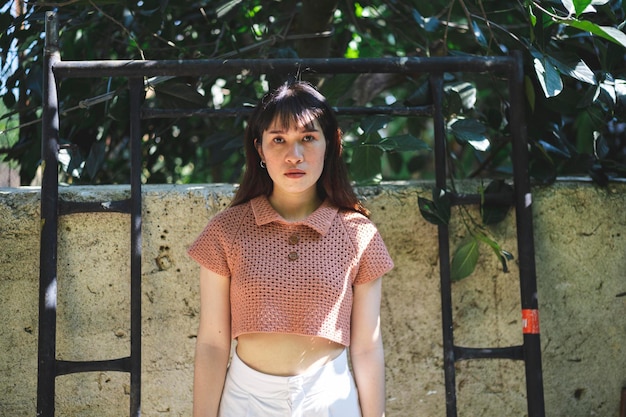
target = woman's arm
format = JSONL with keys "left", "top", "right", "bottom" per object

{"left": 350, "top": 276, "right": 386, "bottom": 417}
{"left": 193, "top": 266, "right": 231, "bottom": 417}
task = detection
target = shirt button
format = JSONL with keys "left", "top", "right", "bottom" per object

{"left": 288, "top": 251, "right": 299, "bottom": 261}
{"left": 288, "top": 234, "right": 300, "bottom": 245}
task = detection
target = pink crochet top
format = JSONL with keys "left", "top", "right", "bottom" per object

{"left": 187, "top": 195, "right": 394, "bottom": 346}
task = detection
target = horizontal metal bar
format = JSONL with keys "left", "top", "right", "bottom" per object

{"left": 56, "top": 357, "right": 131, "bottom": 376}
{"left": 335, "top": 106, "right": 434, "bottom": 116}
{"left": 59, "top": 199, "right": 132, "bottom": 215}
{"left": 141, "top": 105, "right": 434, "bottom": 119}
{"left": 53, "top": 56, "right": 516, "bottom": 78}
{"left": 454, "top": 345, "right": 525, "bottom": 361}
{"left": 141, "top": 107, "right": 254, "bottom": 119}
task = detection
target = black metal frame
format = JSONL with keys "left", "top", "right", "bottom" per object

{"left": 39, "top": 10, "right": 545, "bottom": 417}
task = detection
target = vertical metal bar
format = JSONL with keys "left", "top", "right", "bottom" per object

{"left": 37, "top": 11, "right": 60, "bottom": 417}
{"left": 129, "top": 77, "right": 143, "bottom": 417}
{"left": 509, "top": 50, "right": 546, "bottom": 417}
{"left": 430, "top": 74, "right": 458, "bottom": 417}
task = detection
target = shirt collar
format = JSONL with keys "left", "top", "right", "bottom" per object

{"left": 250, "top": 195, "right": 338, "bottom": 236}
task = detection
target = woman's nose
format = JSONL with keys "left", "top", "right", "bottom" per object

{"left": 286, "top": 143, "right": 303, "bottom": 163}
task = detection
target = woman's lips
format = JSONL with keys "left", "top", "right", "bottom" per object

{"left": 284, "top": 170, "right": 305, "bottom": 178}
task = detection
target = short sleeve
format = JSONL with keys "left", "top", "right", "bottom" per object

{"left": 187, "top": 211, "right": 234, "bottom": 277}
{"left": 354, "top": 227, "right": 394, "bottom": 285}
{"left": 343, "top": 213, "right": 394, "bottom": 285}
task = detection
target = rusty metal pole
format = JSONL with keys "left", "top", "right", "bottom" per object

{"left": 509, "top": 50, "right": 546, "bottom": 417}
{"left": 128, "top": 77, "right": 144, "bottom": 417}
{"left": 430, "top": 73, "right": 458, "bottom": 417}
{"left": 37, "top": 10, "right": 60, "bottom": 417}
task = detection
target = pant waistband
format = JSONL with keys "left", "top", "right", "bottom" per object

{"left": 228, "top": 348, "right": 349, "bottom": 398}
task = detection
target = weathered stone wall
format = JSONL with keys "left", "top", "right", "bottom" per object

{"left": 1, "top": 181, "right": 624, "bottom": 417}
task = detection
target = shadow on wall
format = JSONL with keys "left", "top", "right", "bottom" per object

{"left": 0, "top": 181, "right": 624, "bottom": 417}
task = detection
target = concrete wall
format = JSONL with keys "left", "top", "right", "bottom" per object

{"left": 1, "top": 181, "right": 624, "bottom": 417}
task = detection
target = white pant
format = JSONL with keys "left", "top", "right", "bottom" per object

{"left": 218, "top": 349, "right": 361, "bottom": 417}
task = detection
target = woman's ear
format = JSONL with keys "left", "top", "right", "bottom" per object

{"left": 335, "top": 128, "right": 343, "bottom": 156}
{"left": 254, "top": 138, "right": 265, "bottom": 162}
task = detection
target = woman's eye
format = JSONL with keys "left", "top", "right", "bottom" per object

{"left": 303, "top": 135, "right": 315, "bottom": 142}
{"left": 272, "top": 137, "right": 284, "bottom": 143}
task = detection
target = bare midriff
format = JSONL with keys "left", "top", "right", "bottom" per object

{"left": 235, "top": 333, "right": 345, "bottom": 377}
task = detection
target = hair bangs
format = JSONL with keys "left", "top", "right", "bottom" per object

{"left": 260, "top": 90, "right": 325, "bottom": 132}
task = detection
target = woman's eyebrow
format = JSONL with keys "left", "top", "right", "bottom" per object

{"left": 266, "top": 125, "right": 319, "bottom": 134}
{"left": 298, "top": 122, "right": 320, "bottom": 133}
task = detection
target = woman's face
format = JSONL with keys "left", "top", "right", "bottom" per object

{"left": 256, "top": 118, "right": 327, "bottom": 201}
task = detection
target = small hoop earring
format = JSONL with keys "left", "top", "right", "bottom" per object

{"left": 260, "top": 160, "right": 266, "bottom": 169}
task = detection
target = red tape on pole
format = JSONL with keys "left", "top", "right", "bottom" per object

{"left": 522, "top": 309, "right": 540, "bottom": 334}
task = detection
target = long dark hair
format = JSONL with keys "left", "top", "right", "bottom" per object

{"left": 230, "top": 81, "right": 369, "bottom": 217}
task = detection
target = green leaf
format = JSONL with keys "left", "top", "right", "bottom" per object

{"left": 322, "top": 75, "right": 359, "bottom": 104}
{"left": 615, "top": 79, "right": 626, "bottom": 108}
{"left": 351, "top": 145, "right": 383, "bottom": 184}
{"left": 561, "top": 0, "right": 593, "bottom": 16}
{"left": 528, "top": 5, "right": 537, "bottom": 27}
{"left": 360, "top": 116, "right": 391, "bottom": 136}
{"left": 444, "top": 89, "right": 462, "bottom": 116}
{"left": 85, "top": 140, "right": 107, "bottom": 180}
{"left": 378, "top": 134, "right": 430, "bottom": 152}
{"left": 480, "top": 179, "right": 513, "bottom": 225}
{"left": 533, "top": 54, "right": 563, "bottom": 98}
{"left": 451, "top": 238, "right": 479, "bottom": 281}
{"left": 599, "top": 76, "right": 616, "bottom": 105}
{"left": 405, "top": 80, "right": 431, "bottom": 106}
{"left": 471, "top": 21, "right": 488, "bottom": 47}
{"left": 411, "top": 8, "right": 440, "bottom": 32}
{"left": 418, "top": 188, "right": 451, "bottom": 225}
{"left": 418, "top": 197, "right": 443, "bottom": 225}
{"left": 529, "top": 144, "right": 558, "bottom": 184}
{"left": 2, "top": 90, "right": 16, "bottom": 108}
{"left": 474, "top": 232, "right": 514, "bottom": 273}
{"left": 412, "top": 8, "right": 425, "bottom": 27}
{"left": 444, "top": 81, "right": 477, "bottom": 110}
{"left": 579, "top": 81, "right": 612, "bottom": 109}
{"left": 154, "top": 82, "right": 208, "bottom": 107}
{"left": 24, "top": 65, "right": 43, "bottom": 98}
{"left": 0, "top": 11, "right": 13, "bottom": 35}
{"left": 546, "top": 53, "right": 596, "bottom": 85}
{"left": 217, "top": 0, "right": 244, "bottom": 18}
{"left": 449, "top": 119, "right": 490, "bottom": 151}
{"left": 66, "top": 147, "right": 85, "bottom": 177}
{"left": 556, "top": 18, "right": 626, "bottom": 48}
{"left": 593, "top": 132, "right": 610, "bottom": 159}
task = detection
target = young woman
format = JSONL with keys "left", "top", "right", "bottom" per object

{"left": 188, "top": 81, "right": 394, "bottom": 417}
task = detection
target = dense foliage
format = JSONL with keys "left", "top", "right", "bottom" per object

{"left": 2, "top": 0, "right": 626, "bottom": 187}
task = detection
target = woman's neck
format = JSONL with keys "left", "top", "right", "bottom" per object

{"left": 268, "top": 189, "right": 322, "bottom": 221}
